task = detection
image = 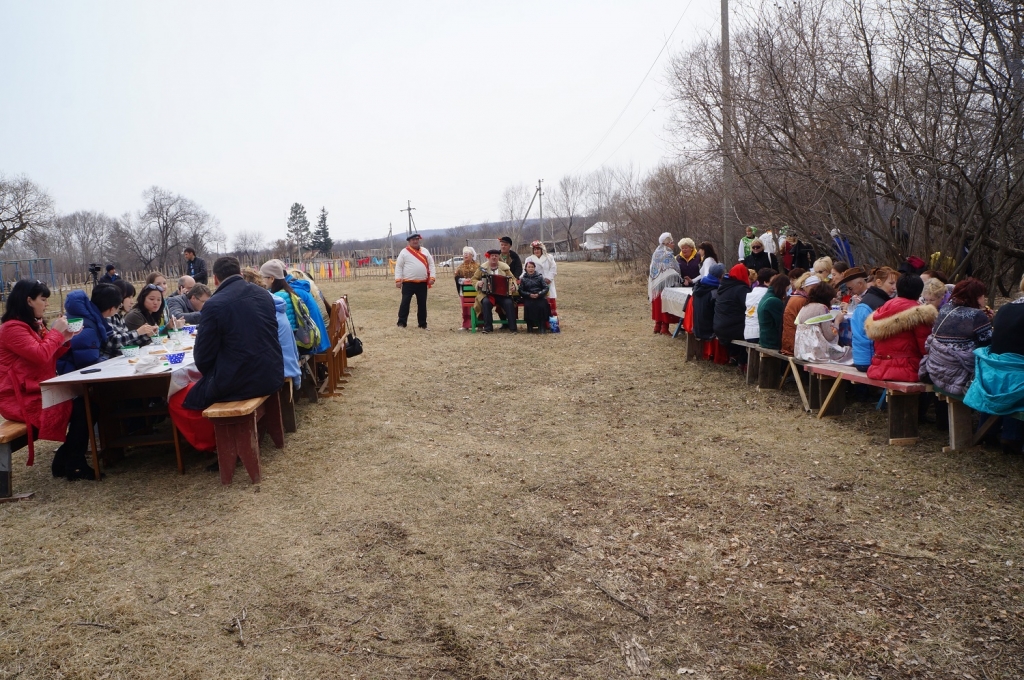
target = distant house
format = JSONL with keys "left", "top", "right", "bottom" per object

{"left": 582, "top": 222, "right": 615, "bottom": 251}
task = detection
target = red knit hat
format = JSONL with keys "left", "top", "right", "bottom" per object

{"left": 729, "top": 262, "right": 750, "bottom": 284}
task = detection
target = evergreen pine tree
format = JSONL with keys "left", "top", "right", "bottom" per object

{"left": 313, "top": 207, "right": 332, "bottom": 256}
{"left": 286, "top": 203, "right": 311, "bottom": 255}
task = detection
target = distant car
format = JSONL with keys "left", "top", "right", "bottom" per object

{"left": 438, "top": 257, "right": 459, "bottom": 268}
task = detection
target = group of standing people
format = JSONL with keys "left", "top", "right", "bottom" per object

{"left": 395, "top": 233, "right": 557, "bottom": 333}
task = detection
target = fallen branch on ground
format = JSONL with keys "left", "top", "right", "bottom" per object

{"left": 593, "top": 580, "right": 650, "bottom": 620}
{"left": 72, "top": 621, "right": 120, "bottom": 632}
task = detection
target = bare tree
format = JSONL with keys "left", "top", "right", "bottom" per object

{"left": 0, "top": 174, "right": 55, "bottom": 253}
{"left": 548, "top": 174, "right": 588, "bottom": 250}
{"left": 234, "top": 230, "right": 265, "bottom": 261}
{"left": 111, "top": 187, "right": 218, "bottom": 272}
{"left": 586, "top": 167, "right": 621, "bottom": 224}
{"left": 113, "top": 211, "right": 164, "bottom": 271}
{"left": 500, "top": 183, "right": 534, "bottom": 248}
{"left": 665, "top": 0, "right": 1024, "bottom": 293}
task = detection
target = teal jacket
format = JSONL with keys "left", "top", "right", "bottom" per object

{"left": 964, "top": 347, "right": 1024, "bottom": 416}
{"left": 757, "top": 289, "right": 785, "bottom": 350}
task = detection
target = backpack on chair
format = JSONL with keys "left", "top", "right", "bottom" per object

{"left": 289, "top": 292, "right": 322, "bottom": 352}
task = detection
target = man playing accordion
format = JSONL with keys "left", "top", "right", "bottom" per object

{"left": 472, "top": 249, "right": 517, "bottom": 334}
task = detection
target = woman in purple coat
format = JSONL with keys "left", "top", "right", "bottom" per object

{"left": 676, "top": 238, "right": 701, "bottom": 286}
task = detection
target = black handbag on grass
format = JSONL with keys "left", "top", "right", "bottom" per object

{"left": 343, "top": 307, "right": 363, "bottom": 357}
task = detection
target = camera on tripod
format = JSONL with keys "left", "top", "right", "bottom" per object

{"left": 88, "top": 263, "right": 103, "bottom": 285}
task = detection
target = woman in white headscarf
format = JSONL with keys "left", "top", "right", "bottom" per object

{"left": 454, "top": 246, "right": 479, "bottom": 331}
{"left": 649, "top": 232, "right": 682, "bottom": 335}
{"left": 523, "top": 240, "right": 558, "bottom": 315}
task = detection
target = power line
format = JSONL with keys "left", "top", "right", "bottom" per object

{"left": 598, "top": 94, "right": 666, "bottom": 166}
{"left": 571, "top": 0, "right": 697, "bottom": 173}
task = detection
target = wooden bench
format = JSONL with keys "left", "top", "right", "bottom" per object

{"left": 471, "top": 301, "right": 527, "bottom": 332}
{"left": 936, "top": 391, "right": 1024, "bottom": 453}
{"left": 680, "top": 331, "right": 702, "bottom": 362}
{"left": 732, "top": 340, "right": 762, "bottom": 386}
{"left": 202, "top": 393, "right": 285, "bottom": 485}
{"left": 741, "top": 345, "right": 817, "bottom": 411}
{"left": 313, "top": 299, "right": 351, "bottom": 398}
{"left": 804, "top": 363, "right": 932, "bottom": 445}
{"left": 296, "top": 355, "right": 319, "bottom": 403}
{"left": 0, "top": 420, "right": 32, "bottom": 502}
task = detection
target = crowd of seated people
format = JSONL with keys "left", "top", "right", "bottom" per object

{"left": 0, "top": 249, "right": 332, "bottom": 481}
{"left": 652, "top": 228, "right": 1024, "bottom": 455}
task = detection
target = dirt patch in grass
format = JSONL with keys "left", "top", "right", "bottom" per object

{"left": 2, "top": 262, "right": 1023, "bottom": 678}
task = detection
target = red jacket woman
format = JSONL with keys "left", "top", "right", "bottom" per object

{"left": 865, "top": 275, "right": 937, "bottom": 382}
{"left": 0, "top": 281, "right": 74, "bottom": 467}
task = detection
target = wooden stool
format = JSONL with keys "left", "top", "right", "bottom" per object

{"left": 0, "top": 420, "right": 31, "bottom": 502}
{"left": 202, "top": 393, "right": 285, "bottom": 485}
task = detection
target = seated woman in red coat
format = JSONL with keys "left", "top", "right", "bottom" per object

{"left": 865, "top": 274, "right": 937, "bottom": 382}
{"left": 0, "top": 279, "right": 98, "bottom": 479}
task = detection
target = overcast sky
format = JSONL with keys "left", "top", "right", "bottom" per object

{"left": 2, "top": 0, "right": 720, "bottom": 245}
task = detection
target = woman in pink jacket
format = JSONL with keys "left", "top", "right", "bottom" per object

{"left": 865, "top": 274, "right": 937, "bottom": 382}
{"left": 0, "top": 280, "right": 92, "bottom": 478}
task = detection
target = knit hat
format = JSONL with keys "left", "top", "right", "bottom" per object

{"left": 728, "top": 262, "right": 750, "bottom": 284}
{"left": 259, "top": 260, "right": 286, "bottom": 280}
{"left": 659, "top": 232, "right": 673, "bottom": 246}
{"left": 710, "top": 263, "right": 726, "bottom": 279}
{"left": 801, "top": 275, "right": 821, "bottom": 289}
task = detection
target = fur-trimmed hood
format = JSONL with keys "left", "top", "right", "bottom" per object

{"left": 865, "top": 298, "right": 938, "bottom": 340}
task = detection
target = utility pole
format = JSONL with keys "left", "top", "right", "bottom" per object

{"left": 721, "top": 0, "right": 736, "bottom": 261}
{"left": 401, "top": 200, "right": 416, "bottom": 236}
{"left": 537, "top": 179, "right": 545, "bottom": 249}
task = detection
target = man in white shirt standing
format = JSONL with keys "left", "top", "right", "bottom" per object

{"left": 394, "top": 233, "right": 436, "bottom": 329}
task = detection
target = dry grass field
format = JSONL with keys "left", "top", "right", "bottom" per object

{"left": 2, "top": 261, "right": 1023, "bottom": 679}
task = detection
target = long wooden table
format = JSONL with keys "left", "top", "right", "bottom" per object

{"left": 41, "top": 348, "right": 196, "bottom": 479}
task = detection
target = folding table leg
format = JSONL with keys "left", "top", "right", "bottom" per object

{"left": 789, "top": 360, "right": 811, "bottom": 412}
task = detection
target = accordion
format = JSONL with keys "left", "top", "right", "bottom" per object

{"left": 480, "top": 274, "right": 513, "bottom": 296}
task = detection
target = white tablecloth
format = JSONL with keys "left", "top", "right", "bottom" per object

{"left": 660, "top": 287, "right": 693, "bottom": 318}
{"left": 41, "top": 348, "right": 196, "bottom": 408}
